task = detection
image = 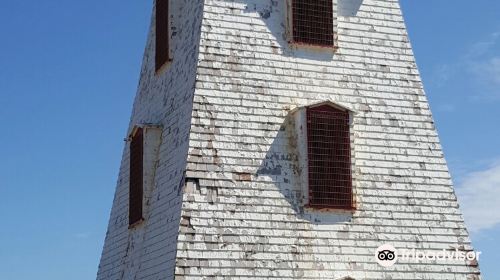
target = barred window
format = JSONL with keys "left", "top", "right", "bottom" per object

{"left": 129, "top": 127, "right": 144, "bottom": 226}
{"left": 307, "top": 105, "right": 353, "bottom": 209}
{"left": 292, "top": 0, "right": 334, "bottom": 46}
{"left": 155, "top": 0, "right": 169, "bottom": 72}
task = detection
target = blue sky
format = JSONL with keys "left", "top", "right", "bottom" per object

{"left": 401, "top": 2, "right": 500, "bottom": 279}
{"left": 0, "top": 1, "right": 498, "bottom": 279}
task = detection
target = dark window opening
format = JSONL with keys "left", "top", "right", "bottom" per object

{"left": 129, "top": 127, "right": 144, "bottom": 226}
{"left": 292, "top": 0, "right": 334, "bottom": 46}
{"left": 307, "top": 105, "right": 353, "bottom": 209}
{"left": 155, "top": 0, "right": 169, "bottom": 72}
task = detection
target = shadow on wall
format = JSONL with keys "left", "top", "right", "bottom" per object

{"left": 338, "top": 0, "right": 364, "bottom": 17}
{"left": 256, "top": 110, "right": 353, "bottom": 225}
{"left": 237, "top": 0, "right": 363, "bottom": 61}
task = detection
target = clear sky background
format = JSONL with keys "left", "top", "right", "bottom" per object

{"left": 0, "top": 1, "right": 498, "bottom": 279}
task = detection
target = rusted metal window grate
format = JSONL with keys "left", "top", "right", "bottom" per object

{"left": 155, "top": 0, "right": 169, "bottom": 72}
{"left": 129, "top": 127, "right": 144, "bottom": 226}
{"left": 292, "top": 0, "right": 334, "bottom": 46}
{"left": 307, "top": 105, "right": 353, "bottom": 209}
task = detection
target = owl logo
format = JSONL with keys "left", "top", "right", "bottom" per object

{"left": 375, "top": 244, "right": 398, "bottom": 267}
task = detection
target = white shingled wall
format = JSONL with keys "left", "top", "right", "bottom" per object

{"left": 97, "top": 0, "right": 481, "bottom": 279}
{"left": 180, "top": 0, "right": 481, "bottom": 279}
{"left": 96, "top": 1, "right": 204, "bottom": 279}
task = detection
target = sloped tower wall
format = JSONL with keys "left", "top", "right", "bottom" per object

{"left": 179, "top": 0, "right": 481, "bottom": 279}
{"left": 98, "top": 0, "right": 481, "bottom": 279}
{"left": 97, "top": 1, "right": 204, "bottom": 279}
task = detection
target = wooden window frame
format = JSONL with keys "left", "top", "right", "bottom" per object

{"left": 288, "top": 0, "right": 336, "bottom": 48}
{"left": 155, "top": 0, "right": 171, "bottom": 73}
{"left": 129, "top": 127, "right": 144, "bottom": 227}
{"left": 306, "top": 104, "right": 354, "bottom": 210}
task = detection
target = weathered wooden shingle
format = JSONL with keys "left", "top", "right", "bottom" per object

{"left": 181, "top": 0, "right": 480, "bottom": 279}
{"left": 97, "top": 0, "right": 481, "bottom": 279}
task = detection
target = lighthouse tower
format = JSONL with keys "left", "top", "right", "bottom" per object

{"left": 97, "top": 0, "right": 481, "bottom": 279}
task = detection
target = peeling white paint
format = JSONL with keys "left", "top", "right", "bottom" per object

{"left": 97, "top": 0, "right": 481, "bottom": 279}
